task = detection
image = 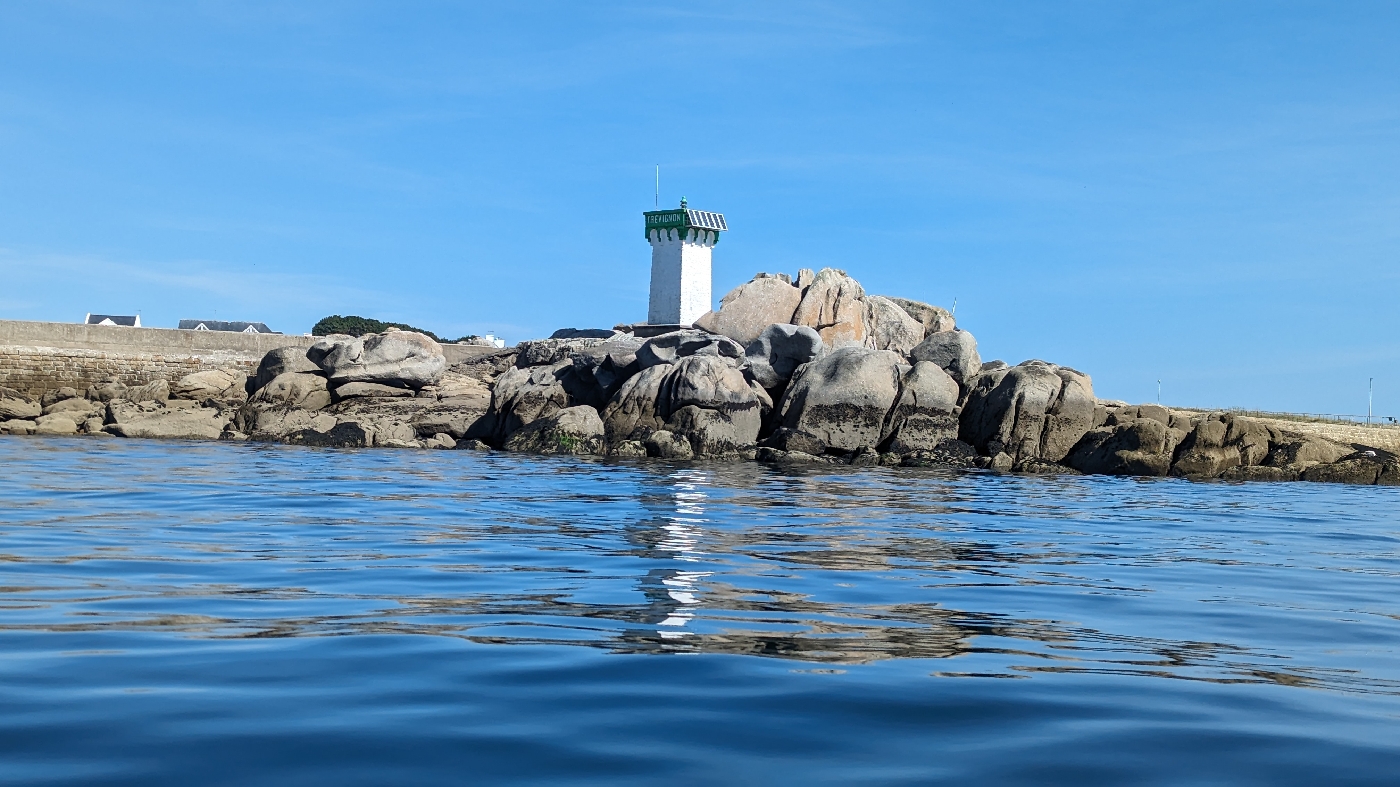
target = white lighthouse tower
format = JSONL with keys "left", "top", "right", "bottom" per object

{"left": 644, "top": 198, "right": 727, "bottom": 326}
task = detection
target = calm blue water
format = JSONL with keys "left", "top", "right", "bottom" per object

{"left": 1, "top": 437, "right": 1398, "bottom": 785}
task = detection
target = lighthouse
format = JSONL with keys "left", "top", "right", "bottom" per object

{"left": 643, "top": 198, "right": 727, "bottom": 326}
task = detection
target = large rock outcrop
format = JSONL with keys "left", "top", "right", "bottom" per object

{"left": 601, "top": 355, "right": 762, "bottom": 456}
{"left": 125, "top": 380, "right": 170, "bottom": 404}
{"left": 909, "top": 329, "right": 981, "bottom": 391}
{"left": 773, "top": 346, "right": 960, "bottom": 455}
{"left": 332, "top": 381, "right": 416, "bottom": 400}
{"left": 1218, "top": 429, "right": 1353, "bottom": 482}
{"left": 1263, "top": 434, "right": 1351, "bottom": 471}
{"left": 1170, "top": 415, "right": 1271, "bottom": 478}
{"left": 960, "top": 360, "right": 1095, "bottom": 464}
{"left": 862, "top": 296, "right": 925, "bottom": 356}
{"left": 243, "top": 407, "right": 339, "bottom": 442}
{"left": 9, "top": 261, "right": 1389, "bottom": 486}
{"left": 0, "top": 419, "right": 37, "bottom": 435}
{"left": 42, "top": 397, "right": 102, "bottom": 422}
{"left": 254, "top": 347, "right": 322, "bottom": 391}
{"left": 1066, "top": 417, "right": 1178, "bottom": 476}
{"left": 87, "top": 380, "right": 129, "bottom": 403}
{"left": 695, "top": 270, "right": 953, "bottom": 361}
{"left": 548, "top": 328, "right": 619, "bottom": 340}
{"left": 881, "top": 361, "right": 962, "bottom": 454}
{"left": 105, "top": 400, "right": 230, "bottom": 440}
{"left": 34, "top": 413, "right": 80, "bottom": 435}
{"left": 283, "top": 421, "right": 375, "bottom": 449}
{"left": 745, "top": 324, "right": 825, "bottom": 390}
{"left": 512, "top": 336, "right": 645, "bottom": 410}
{"left": 0, "top": 388, "right": 40, "bottom": 420}
{"left": 885, "top": 297, "right": 955, "bottom": 336}
{"left": 40, "top": 387, "right": 82, "bottom": 408}
{"left": 312, "top": 330, "right": 446, "bottom": 389}
{"left": 480, "top": 336, "right": 658, "bottom": 446}
{"left": 565, "top": 337, "right": 646, "bottom": 409}
{"left": 1065, "top": 405, "right": 1365, "bottom": 481}
{"left": 321, "top": 396, "right": 429, "bottom": 448}
{"left": 516, "top": 336, "right": 615, "bottom": 368}
{"left": 791, "top": 268, "right": 868, "bottom": 347}
{"left": 238, "top": 345, "right": 488, "bottom": 447}
{"left": 1065, "top": 405, "right": 1191, "bottom": 476}
{"left": 408, "top": 373, "right": 493, "bottom": 440}
{"left": 694, "top": 275, "right": 802, "bottom": 346}
{"left": 1299, "top": 451, "right": 1400, "bottom": 485}
{"left": 483, "top": 362, "right": 574, "bottom": 443}
{"left": 503, "top": 405, "right": 606, "bottom": 455}
{"left": 774, "top": 346, "right": 901, "bottom": 451}
{"left": 636, "top": 330, "right": 744, "bottom": 369}
{"left": 249, "top": 372, "right": 332, "bottom": 411}
{"left": 172, "top": 369, "right": 248, "bottom": 402}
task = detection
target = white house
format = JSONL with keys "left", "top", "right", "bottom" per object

{"left": 178, "top": 320, "right": 279, "bottom": 334}
{"left": 84, "top": 314, "right": 140, "bottom": 327}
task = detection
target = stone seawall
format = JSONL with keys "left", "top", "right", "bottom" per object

{"left": 0, "top": 320, "right": 318, "bottom": 397}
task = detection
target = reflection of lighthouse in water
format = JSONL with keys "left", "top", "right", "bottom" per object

{"left": 653, "top": 469, "right": 712, "bottom": 638}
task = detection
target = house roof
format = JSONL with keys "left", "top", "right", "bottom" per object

{"left": 178, "top": 320, "right": 278, "bottom": 334}
{"left": 84, "top": 314, "right": 140, "bottom": 327}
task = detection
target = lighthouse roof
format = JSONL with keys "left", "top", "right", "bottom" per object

{"left": 643, "top": 200, "right": 727, "bottom": 239}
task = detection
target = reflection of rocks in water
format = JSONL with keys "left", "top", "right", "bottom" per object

{"left": 609, "top": 599, "right": 977, "bottom": 663}
{"left": 9, "top": 447, "right": 1388, "bottom": 698}
{"left": 609, "top": 462, "right": 1045, "bottom": 658}
{"left": 251, "top": 596, "right": 1394, "bottom": 691}
{"left": 15, "top": 585, "right": 1389, "bottom": 691}
{"left": 384, "top": 591, "right": 983, "bottom": 664}
{"left": 725, "top": 534, "right": 1025, "bottom": 575}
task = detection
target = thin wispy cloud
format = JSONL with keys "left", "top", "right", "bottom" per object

{"left": 1, "top": 249, "right": 390, "bottom": 315}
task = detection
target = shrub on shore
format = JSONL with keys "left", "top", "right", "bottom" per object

{"left": 312, "top": 315, "right": 440, "bottom": 340}
{"left": 312, "top": 316, "right": 479, "bottom": 344}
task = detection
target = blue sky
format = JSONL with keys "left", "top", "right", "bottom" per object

{"left": 1, "top": 2, "right": 1397, "bottom": 414}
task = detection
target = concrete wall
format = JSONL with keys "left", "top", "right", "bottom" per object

{"left": 0, "top": 319, "right": 318, "bottom": 355}
{"left": 0, "top": 319, "right": 508, "bottom": 396}
{"left": 442, "top": 344, "right": 507, "bottom": 366}
{"left": 0, "top": 319, "right": 318, "bottom": 397}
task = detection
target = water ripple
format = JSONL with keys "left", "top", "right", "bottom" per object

{"left": 2, "top": 437, "right": 1399, "bottom": 783}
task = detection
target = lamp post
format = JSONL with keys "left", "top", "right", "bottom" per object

{"left": 1368, "top": 378, "right": 1373, "bottom": 424}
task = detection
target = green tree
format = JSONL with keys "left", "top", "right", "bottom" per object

{"left": 311, "top": 315, "right": 442, "bottom": 342}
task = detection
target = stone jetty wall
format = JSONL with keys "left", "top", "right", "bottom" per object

{"left": 0, "top": 320, "right": 498, "bottom": 397}
{"left": 0, "top": 319, "right": 318, "bottom": 397}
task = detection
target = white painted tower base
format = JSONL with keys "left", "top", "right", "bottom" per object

{"left": 647, "top": 227, "right": 716, "bottom": 326}
{"left": 643, "top": 201, "right": 727, "bottom": 326}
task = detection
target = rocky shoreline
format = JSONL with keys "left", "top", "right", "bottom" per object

{"left": 2, "top": 268, "right": 1396, "bottom": 487}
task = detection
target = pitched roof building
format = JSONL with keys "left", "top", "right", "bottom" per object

{"left": 178, "top": 320, "right": 278, "bottom": 334}
{"left": 84, "top": 314, "right": 141, "bottom": 327}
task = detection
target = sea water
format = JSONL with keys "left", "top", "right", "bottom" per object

{"left": 0, "top": 437, "right": 1397, "bottom": 785}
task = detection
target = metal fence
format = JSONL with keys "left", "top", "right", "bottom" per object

{"left": 1222, "top": 409, "right": 1399, "bottom": 427}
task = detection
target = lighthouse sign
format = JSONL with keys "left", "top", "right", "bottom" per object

{"left": 643, "top": 204, "right": 728, "bottom": 240}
